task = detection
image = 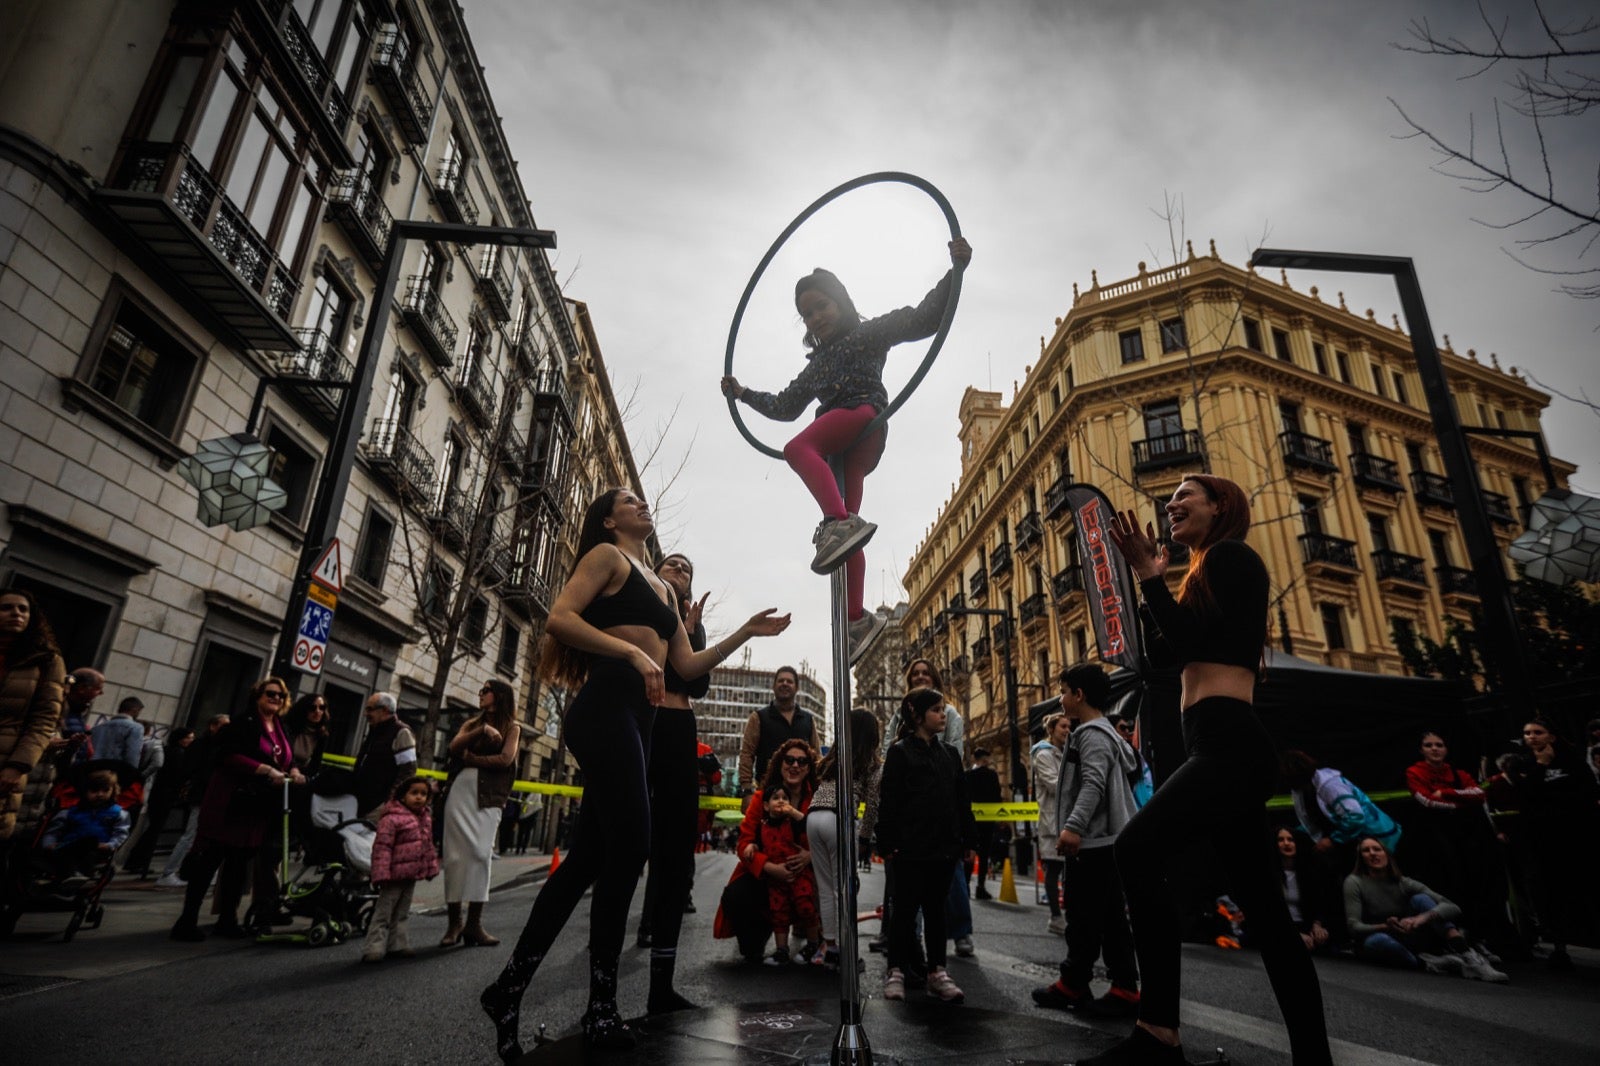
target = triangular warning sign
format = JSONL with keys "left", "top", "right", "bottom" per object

{"left": 310, "top": 538, "right": 343, "bottom": 591}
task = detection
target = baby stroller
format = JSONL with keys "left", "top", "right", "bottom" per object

{"left": 247, "top": 770, "right": 377, "bottom": 947}
{"left": 0, "top": 759, "right": 130, "bottom": 942}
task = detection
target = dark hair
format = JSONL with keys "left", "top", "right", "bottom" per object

{"left": 84, "top": 768, "right": 118, "bottom": 794}
{"left": 394, "top": 774, "right": 431, "bottom": 800}
{"left": 1173, "top": 474, "right": 1253, "bottom": 613}
{"left": 760, "top": 737, "right": 818, "bottom": 799}
{"left": 1061, "top": 663, "right": 1111, "bottom": 709}
{"left": 794, "top": 268, "right": 861, "bottom": 349}
{"left": 765, "top": 784, "right": 790, "bottom": 805}
{"left": 285, "top": 694, "right": 331, "bottom": 739}
{"left": 816, "top": 707, "right": 882, "bottom": 784}
{"left": 774, "top": 665, "right": 800, "bottom": 684}
{"left": 1523, "top": 715, "right": 1563, "bottom": 745}
{"left": 1351, "top": 835, "right": 1401, "bottom": 882}
{"left": 0, "top": 587, "right": 62, "bottom": 665}
{"left": 655, "top": 553, "right": 694, "bottom": 608}
{"left": 1280, "top": 750, "right": 1335, "bottom": 836}
{"left": 164, "top": 727, "right": 195, "bottom": 750}
{"left": 899, "top": 687, "right": 946, "bottom": 739}
{"left": 479, "top": 678, "right": 517, "bottom": 734}
{"left": 541, "top": 488, "right": 632, "bottom": 688}
{"left": 902, "top": 657, "right": 944, "bottom": 693}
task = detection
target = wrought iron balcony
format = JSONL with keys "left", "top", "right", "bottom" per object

{"left": 1279, "top": 430, "right": 1339, "bottom": 474}
{"left": 475, "top": 248, "right": 514, "bottom": 322}
{"left": 429, "top": 486, "right": 473, "bottom": 550}
{"left": 1411, "top": 471, "right": 1455, "bottom": 509}
{"left": 402, "top": 276, "right": 458, "bottom": 369}
{"left": 434, "top": 158, "right": 480, "bottom": 225}
{"left": 504, "top": 546, "right": 553, "bottom": 618}
{"left": 510, "top": 329, "right": 540, "bottom": 377}
{"left": 949, "top": 654, "right": 971, "bottom": 679}
{"left": 1482, "top": 490, "right": 1516, "bottom": 527}
{"left": 365, "top": 419, "right": 435, "bottom": 500}
{"left": 993, "top": 618, "right": 1012, "bottom": 646}
{"left": 989, "top": 541, "right": 1012, "bottom": 577}
{"left": 933, "top": 611, "right": 949, "bottom": 636}
{"left": 1019, "top": 591, "right": 1048, "bottom": 628}
{"left": 454, "top": 359, "right": 496, "bottom": 428}
{"left": 100, "top": 142, "right": 298, "bottom": 349}
{"left": 278, "top": 328, "right": 354, "bottom": 421}
{"left": 1372, "top": 549, "right": 1427, "bottom": 588}
{"left": 370, "top": 25, "right": 430, "bottom": 144}
{"left": 1299, "top": 532, "right": 1360, "bottom": 574}
{"left": 271, "top": 0, "right": 352, "bottom": 141}
{"left": 531, "top": 365, "right": 576, "bottom": 420}
{"left": 1015, "top": 512, "right": 1043, "bottom": 554}
{"left": 1052, "top": 565, "right": 1084, "bottom": 603}
{"left": 972, "top": 635, "right": 992, "bottom": 665}
{"left": 481, "top": 539, "right": 509, "bottom": 584}
{"left": 1350, "top": 451, "right": 1403, "bottom": 493}
{"left": 947, "top": 592, "right": 965, "bottom": 614}
{"left": 497, "top": 423, "right": 526, "bottom": 475}
{"left": 1045, "top": 476, "right": 1073, "bottom": 521}
{"left": 325, "top": 170, "right": 393, "bottom": 273}
{"left": 1435, "top": 565, "right": 1479, "bottom": 599}
{"left": 968, "top": 568, "right": 988, "bottom": 602}
{"left": 1131, "top": 430, "right": 1204, "bottom": 474}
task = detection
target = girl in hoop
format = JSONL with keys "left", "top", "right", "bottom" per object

{"left": 722, "top": 238, "right": 971, "bottom": 662}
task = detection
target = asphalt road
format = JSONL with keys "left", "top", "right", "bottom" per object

{"left": 4, "top": 852, "right": 1597, "bottom": 1065}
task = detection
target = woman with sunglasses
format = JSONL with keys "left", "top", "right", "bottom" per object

{"left": 170, "top": 676, "right": 302, "bottom": 941}
{"left": 283, "top": 693, "right": 331, "bottom": 773}
{"left": 441, "top": 678, "right": 520, "bottom": 947}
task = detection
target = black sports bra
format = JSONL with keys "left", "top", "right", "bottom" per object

{"left": 580, "top": 561, "right": 679, "bottom": 640}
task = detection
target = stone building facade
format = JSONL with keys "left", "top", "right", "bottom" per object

{"left": 0, "top": 0, "right": 642, "bottom": 778}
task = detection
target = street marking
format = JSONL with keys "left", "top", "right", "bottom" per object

{"left": 1181, "top": 1001, "right": 1441, "bottom": 1066}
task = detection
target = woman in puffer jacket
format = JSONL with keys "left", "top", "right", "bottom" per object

{"left": 364, "top": 775, "right": 441, "bottom": 962}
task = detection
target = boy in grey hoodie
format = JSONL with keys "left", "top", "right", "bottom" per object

{"left": 1031, "top": 664, "right": 1141, "bottom": 1017}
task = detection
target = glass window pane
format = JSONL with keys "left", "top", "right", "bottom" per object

{"left": 334, "top": 24, "right": 366, "bottom": 95}
{"left": 224, "top": 110, "right": 269, "bottom": 206}
{"left": 248, "top": 139, "right": 291, "bottom": 233}
{"left": 149, "top": 55, "right": 201, "bottom": 143}
{"left": 191, "top": 71, "right": 240, "bottom": 173}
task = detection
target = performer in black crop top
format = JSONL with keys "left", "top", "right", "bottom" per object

{"left": 1090, "top": 475, "right": 1331, "bottom": 1066}
{"left": 481, "top": 490, "right": 789, "bottom": 1061}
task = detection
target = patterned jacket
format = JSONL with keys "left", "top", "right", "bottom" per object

{"left": 371, "top": 799, "right": 440, "bottom": 885}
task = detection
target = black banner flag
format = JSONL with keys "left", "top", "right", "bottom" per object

{"left": 1063, "top": 483, "right": 1142, "bottom": 672}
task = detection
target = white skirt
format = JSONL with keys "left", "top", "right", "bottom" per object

{"left": 442, "top": 768, "right": 501, "bottom": 903}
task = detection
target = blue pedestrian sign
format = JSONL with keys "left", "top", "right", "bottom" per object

{"left": 292, "top": 583, "right": 338, "bottom": 674}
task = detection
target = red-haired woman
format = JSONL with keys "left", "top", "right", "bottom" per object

{"left": 1104, "top": 475, "right": 1331, "bottom": 1066}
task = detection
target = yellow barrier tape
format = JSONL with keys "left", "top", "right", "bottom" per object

{"left": 972, "top": 802, "right": 1040, "bottom": 822}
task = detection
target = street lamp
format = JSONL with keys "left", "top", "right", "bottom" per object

{"left": 942, "top": 596, "right": 1025, "bottom": 797}
{"left": 1249, "top": 248, "right": 1537, "bottom": 713}
{"left": 271, "top": 219, "right": 557, "bottom": 687}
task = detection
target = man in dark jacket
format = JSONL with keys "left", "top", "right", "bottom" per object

{"left": 736, "top": 667, "right": 815, "bottom": 795}
{"left": 964, "top": 748, "right": 1002, "bottom": 900}
{"left": 353, "top": 692, "right": 417, "bottom": 819}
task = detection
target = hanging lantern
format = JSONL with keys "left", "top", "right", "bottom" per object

{"left": 177, "top": 433, "right": 289, "bottom": 533}
{"left": 1507, "top": 490, "right": 1600, "bottom": 585}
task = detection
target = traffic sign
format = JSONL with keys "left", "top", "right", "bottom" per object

{"left": 309, "top": 538, "right": 344, "bottom": 591}
{"left": 293, "top": 594, "right": 335, "bottom": 675}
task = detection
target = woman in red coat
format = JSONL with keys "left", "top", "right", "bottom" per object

{"left": 714, "top": 738, "right": 818, "bottom": 961}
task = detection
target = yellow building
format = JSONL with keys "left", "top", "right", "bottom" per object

{"left": 902, "top": 243, "right": 1576, "bottom": 790}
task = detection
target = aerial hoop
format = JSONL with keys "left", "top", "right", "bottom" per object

{"left": 723, "top": 171, "right": 964, "bottom": 460}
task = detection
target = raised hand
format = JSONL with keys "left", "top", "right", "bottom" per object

{"left": 1107, "top": 508, "right": 1167, "bottom": 581}
{"left": 720, "top": 375, "right": 745, "bottom": 399}
{"left": 949, "top": 237, "right": 973, "bottom": 268}
{"left": 744, "top": 609, "right": 792, "bottom": 637}
{"left": 685, "top": 591, "right": 709, "bottom": 632}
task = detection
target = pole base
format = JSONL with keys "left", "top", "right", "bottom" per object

{"left": 831, "top": 1022, "right": 872, "bottom": 1066}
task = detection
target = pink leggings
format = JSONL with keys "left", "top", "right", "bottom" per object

{"left": 782, "top": 404, "right": 884, "bottom": 620}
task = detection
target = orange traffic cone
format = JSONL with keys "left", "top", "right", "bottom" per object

{"left": 548, "top": 846, "right": 561, "bottom": 874}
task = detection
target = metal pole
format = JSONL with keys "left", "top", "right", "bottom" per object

{"left": 1001, "top": 592, "right": 1024, "bottom": 799}
{"left": 829, "top": 479, "right": 869, "bottom": 1065}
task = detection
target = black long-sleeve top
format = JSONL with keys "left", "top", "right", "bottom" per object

{"left": 740, "top": 271, "right": 955, "bottom": 422}
{"left": 1138, "top": 539, "right": 1267, "bottom": 671}
{"left": 876, "top": 734, "right": 978, "bottom": 862}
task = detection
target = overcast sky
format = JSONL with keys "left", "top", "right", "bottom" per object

{"left": 470, "top": 0, "right": 1598, "bottom": 709}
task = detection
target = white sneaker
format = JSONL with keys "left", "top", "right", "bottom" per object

{"left": 848, "top": 612, "right": 886, "bottom": 665}
{"left": 155, "top": 874, "right": 186, "bottom": 889}
{"left": 1459, "top": 948, "right": 1510, "bottom": 983}
{"left": 883, "top": 967, "right": 905, "bottom": 1000}
{"left": 1418, "top": 952, "right": 1463, "bottom": 976}
{"left": 954, "top": 935, "right": 975, "bottom": 957}
{"left": 812, "top": 515, "right": 876, "bottom": 574}
{"left": 1047, "top": 915, "right": 1067, "bottom": 936}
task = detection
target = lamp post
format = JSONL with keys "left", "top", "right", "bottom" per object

{"left": 271, "top": 219, "right": 557, "bottom": 689}
{"left": 942, "top": 596, "right": 1026, "bottom": 797}
{"left": 1249, "top": 248, "right": 1536, "bottom": 715}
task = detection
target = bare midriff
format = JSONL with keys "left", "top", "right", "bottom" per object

{"left": 600, "top": 624, "right": 670, "bottom": 672}
{"left": 1179, "top": 661, "right": 1256, "bottom": 711}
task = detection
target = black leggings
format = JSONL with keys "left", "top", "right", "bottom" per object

{"left": 888, "top": 856, "right": 955, "bottom": 970}
{"left": 1114, "top": 697, "right": 1331, "bottom": 1066}
{"left": 507, "top": 659, "right": 655, "bottom": 964}
{"left": 177, "top": 841, "right": 252, "bottom": 927}
{"left": 641, "top": 706, "right": 699, "bottom": 951}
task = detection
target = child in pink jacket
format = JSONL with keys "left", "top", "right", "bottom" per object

{"left": 364, "top": 776, "right": 441, "bottom": 962}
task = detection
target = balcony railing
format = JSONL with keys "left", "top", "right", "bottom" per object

{"left": 510, "top": 329, "right": 540, "bottom": 376}
{"left": 365, "top": 419, "right": 435, "bottom": 500}
{"left": 1015, "top": 512, "right": 1043, "bottom": 554}
{"left": 370, "top": 26, "right": 430, "bottom": 143}
{"left": 1019, "top": 591, "right": 1048, "bottom": 628}
{"left": 1132, "top": 429, "right": 1204, "bottom": 474}
{"left": 1052, "top": 565, "right": 1084, "bottom": 602}
{"left": 1045, "top": 476, "right": 1073, "bottom": 521}
{"left": 454, "top": 359, "right": 496, "bottom": 428}
{"left": 101, "top": 142, "right": 298, "bottom": 349}
{"left": 402, "top": 276, "right": 458, "bottom": 369}
{"left": 1350, "top": 451, "right": 1403, "bottom": 493}
{"left": 1482, "top": 490, "right": 1516, "bottom": 527}
{"left": 969, "top": 568, "right": 988, "bottom": 601}
{"left": 948, "top": 592, "right": 965, "bottom": 614}
{"left": 279, "top": 327, "right": 354, "bottom": 421}
{"left": 273, "top": 1, "right": 352, "bottom": 137}
{"left": 989, "top": 541, "right": 1012, "bottom": 577}
{"left": 475, "top": 249, "right": 513, "bottom": 322}
{"left": 1435, "top": 565, "right": 1479, "bottom": 599}
{"left": 434, "top": 158, "right": 480, "bottom": 225}
{"left": 325, "top": 170, "right": 393, "bottom": 272}
{"left": 1411, "top": 471, "right": 1455, "bottom": 509}
{"left": 429, "top": 486, "right": 473, "bottom": 550}
{"left": 1279, "top": 430, "right": 1339, "bottom": 474}
{"left": 1299, "top": 532, "right": 1360, "bottom": 572}
{"left": 497, "top": 423, "right": 526, "bottom": 475}
{"left": 531, "top": 365, "right": 576, "bottom": 419}
{"left": 972, "top": 635, "right": 992, "bottom": 664}
{"left": 1372, "top": 549, "right": 1427, "bottom": 587}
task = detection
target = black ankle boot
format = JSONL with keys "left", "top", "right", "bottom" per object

{"left": 647, "top": 949, "right": 697, "bottom": 1014}
{"left": 480, "top": 951, "right": 542, "bottom": 1064}
{"left": 582, "top": 955, "right": 636, "bottom": 1049}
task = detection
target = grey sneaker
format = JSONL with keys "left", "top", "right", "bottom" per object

{"left": 1459, "top": 948, "right": 1509, "bottom": 983}
{"left": 848, "top": 612, "right": 886, "bottom": 665}
{"left": 1047, "top": 915, "right": 1067, "bottom": 936}
{"left": 882, "top": 967, "right": 906, "bottom": 1000}
{"left": 954, "top": 935, "right": 975, "bottom": 958}
{"left": 1418, "top": 952, "right": 1464, "bottom": 976}
{"left": 811, "top": 515, "right": 876, "bottom": 574}
{"left": 925, "top": 966, "right": 965, "bottom": 1004}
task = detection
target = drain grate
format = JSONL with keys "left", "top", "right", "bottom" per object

{"left": 0, "top": 973, "right": 80, "bottom": 1002}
